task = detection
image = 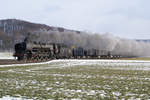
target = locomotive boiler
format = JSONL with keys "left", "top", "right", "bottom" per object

{"left": 14, "top": 41, "right": 59, "bottom": 61}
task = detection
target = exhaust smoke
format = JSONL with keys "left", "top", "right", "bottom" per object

{"left": 33, "top": 31, "right": 150, "bottom": 57}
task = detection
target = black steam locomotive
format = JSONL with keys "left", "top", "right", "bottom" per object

{"left": 13, "top": 40, "right": 119, "bottom": 61}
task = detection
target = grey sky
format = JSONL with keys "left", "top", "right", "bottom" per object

{"left": 0, "top": 0, "right": 150, "bottom": 39}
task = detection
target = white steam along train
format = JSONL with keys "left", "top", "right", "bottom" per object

{"left": 13, "top": 38, "right": 122, "bottom": 61}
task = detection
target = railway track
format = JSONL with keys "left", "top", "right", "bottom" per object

{"left": 0, "top": 59, "right": 47, "bottom": 65}
{"left": 0, "top": 57, "right": 132, "bottom": 65}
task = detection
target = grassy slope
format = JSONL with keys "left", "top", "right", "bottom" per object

{"left": 0, "top": 64, "right": 150, "bottom": 100}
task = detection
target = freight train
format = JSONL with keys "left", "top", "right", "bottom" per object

{"left": 13, "top": 40, "right": 121, "bottom": 61}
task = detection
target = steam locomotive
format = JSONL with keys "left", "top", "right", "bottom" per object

{"left": 13, "top": 40, "right": 120, "bottom": 61}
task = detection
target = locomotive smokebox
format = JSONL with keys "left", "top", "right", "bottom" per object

{"left": 14, "top": 42, "right": 27, "bottom": 60}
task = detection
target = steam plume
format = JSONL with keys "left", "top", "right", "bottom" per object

{"left": 33, "top": 31, "right": 150, "bottom": 57}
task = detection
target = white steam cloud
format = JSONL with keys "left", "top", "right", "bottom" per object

{"left": 33, "top": 31, "right": 150, "bottom": 57}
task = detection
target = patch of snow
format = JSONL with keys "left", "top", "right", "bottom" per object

{"left": 46, "top": 87, "right": 52, "bottom": 91}
{"left": 1, "top": 59, "right": 150, "bottom": 71}
{"left": 55, "top": 81, "right": 60, "bottom": 84}
{"left": 0, "top": 52, "right": 14, "bottom": 59}
{"left": 87, "top": 90, "right": 96, "bottom": 95}
{"left": 71, "top": 98, "right": 81, "bottom": 100}
{"left": 76, "top": 90, "right": 82, "bottom": 93}
{"left": 0, "top": 95, "right": 32, "bottom": 100}
{"left": 112, "top": 92, "right": 121, "bottom": 96}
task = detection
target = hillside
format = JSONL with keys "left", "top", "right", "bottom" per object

{"left": 0, "top": 19, "right": 80, "bottom": 51}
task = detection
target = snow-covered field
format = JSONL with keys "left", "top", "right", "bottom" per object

{"left": 1, "top": 59, "right": 150, "bottom": 70}
{"left": 1, "top": 59, "right": 150, "bottom": 99}
{"left": 0, "top": 52, "right": 14, "bottom": 59}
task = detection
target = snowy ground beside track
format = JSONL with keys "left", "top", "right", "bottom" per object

{"left": 1, "top": 59, "right": 150, "bottom": 71}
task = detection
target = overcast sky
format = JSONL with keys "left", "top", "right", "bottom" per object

{"left": 0, "top": 0, "right": 150, "bottom": 39}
